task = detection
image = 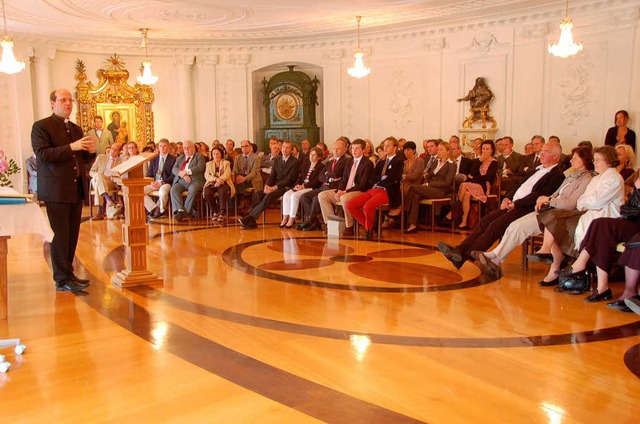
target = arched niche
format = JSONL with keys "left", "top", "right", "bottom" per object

{"left": 252, "top": 62, "right": 323, "bottom": 151}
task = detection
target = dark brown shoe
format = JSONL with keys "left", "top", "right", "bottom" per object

{"left": 342, "top": 226, "right": 354, "bottom": 236}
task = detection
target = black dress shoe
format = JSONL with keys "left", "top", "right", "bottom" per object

{"left": 539, "top": 277, "right": 559, "bottom": 287}
{"left": 624, "top": 297, "right": 640, "bottom": 315}
{"left": 174, "top": 211, "right": 186, "bottom": 222}
{"left": 71, "top": 275, "right": 90, "bottom": 286}
{"left": 56, "top": 280, "right": 88, "bottom": 292}
{"left": 476, "top": 253, "right": 503, "bottom": 279}
{"left": 437, "top": 242, "right": 465, "bottom": 269}
{"left": 342, "top": 226, "right": 355, "bottom": 236}
{"left": 241, "top": 217, "right": 257, "bottom": 229}
{"left": 296, "top": 223, "right": 307, "bottom": 231}
{"left": 607, "top": 299, "right": 633, "bottom": 312}
{"left": 585, "top": 288, "right": 613, "bottom": 303}
{"left": 362, "top": 230, "right": 373, "bottom": 240}
{"left": 303, "top": 221, "right": 322, "bottom": 231}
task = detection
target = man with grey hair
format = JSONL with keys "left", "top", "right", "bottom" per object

{"left": 170, "top": 140, "right": 206, "bottom": 222}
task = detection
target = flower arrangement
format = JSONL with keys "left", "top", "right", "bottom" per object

{"left": 0, "top": 150, "right": 21, "bottom": 188}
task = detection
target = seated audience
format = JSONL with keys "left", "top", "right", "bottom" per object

{"left": 232, "top": 139, "right": 264, "bottom": 211}
{"left": 404, "top": 141, "right": 456, "bottom": 234}
{"left": 608, "top": 232, "right": 640, "bottom": 313}
{"left": 297, "top": 138, "right": 350, "bottom": 231}
{"left": 170, "top": 140, "right": 206, "bottom": 222}
{"left": 280, "top": 147, "right": 324, "bottom": 228}
{"left": 346, "top": 136, "right": 403, "bottom": 240}
{"left": 456, "top": 140, "right": 498, "bottom": 229}
{"left": 260, "top": 137, "right": 282, "bottom": 183}
{"left": 605, "top": 110, "right": 636, "bottom": 151}
{"left": 364, "top": 139, "right": 377, "bottom": 165}
{"left": 386, "top": 141, "right": 423, "bottom": 221}
{"left": 536, "top": 146, "right": 624, "bottom": 294}
{"left": 225, "top": 139, "right": 237, "bottom": 165}
{"left": 520, "top": 135, "right": 545, "bottom": 174}
{"left": 473, "top": 147, "right": 594, "bottom": 278}
{"left": 438, "top": 141, "right": 565, "bottom": 269}
{"left": 318, "top": 139, "right": 374, "bottom": 236}
{"left": 144, "top": 138, "right": 176, "bottom": 219}
{"left": 238, "top": 140, "right": 300, "bottom": 229}
{"left": 204, "top": 146, "right": 235, "bottom": 223}
{"left": 89, "top": 142, "right": 124, "bottom": 220}
{"left": 616, "top": 144, "right": 635, "bottom": 180}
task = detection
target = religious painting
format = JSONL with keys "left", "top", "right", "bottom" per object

{"left": 96, "top": 104, "right": 137, "bottom": 144}
{"left": 75, "top": 54, "right": 155, "bottom": 148}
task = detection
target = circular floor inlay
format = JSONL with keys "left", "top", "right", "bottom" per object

{"left": 330, "top": 255, "right": 373, "bottom": 263}
{"left": 266, "top": 239, "right": 354, "bottom": 257}
{"left": 348, "top": 260, "right": 463, "bottom": 286}
{"left": 258, "top": 259, "right": 335, "bottom": 271}
{"left": 367, "top": 248, "right": 433, "bottom": 258}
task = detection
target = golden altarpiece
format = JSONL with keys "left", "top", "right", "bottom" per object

{"left": 74, "top": 54, "right": 155, "bottom": 148}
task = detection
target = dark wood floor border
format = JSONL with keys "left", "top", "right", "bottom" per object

{"left": 77, "top": 282, "right": 427, "bottom": 424}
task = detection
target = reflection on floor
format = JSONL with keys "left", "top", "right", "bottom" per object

{"left": 2, "top": 208, "right": 640, "bottom": 422}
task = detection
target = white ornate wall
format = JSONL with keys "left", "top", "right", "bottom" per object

{"left": 0, "top": 0, "right": 638, "bottom": 193}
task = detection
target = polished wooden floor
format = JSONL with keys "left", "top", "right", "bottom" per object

{"left": 2, "top": 206, "right": 640, "bottom": 423}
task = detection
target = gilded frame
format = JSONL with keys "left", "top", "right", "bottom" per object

{"left": 74, "top": 54, "right": 154, "bottom": 148}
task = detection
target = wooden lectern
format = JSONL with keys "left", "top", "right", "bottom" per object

{"left": 110, "top": 153, "right": 163, "bottom": 288}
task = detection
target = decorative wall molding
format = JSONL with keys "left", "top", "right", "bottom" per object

{"left": 321, "top": 49, "right": 343, "bottom": 64}
{"left": 559, "top": 53, "right": 595, "bottom": 127}
{"left": 173, "top": 56, "right": 196, "bottom": 69}
{"left": 517, "top": 24, "right": 548, "bottom": 42}
{"left": 195, "top": 55, "right": 219, "bottom": 69}
{"left": 423, "top": 37, "right": 446, "bottom": 53}
{"left": 226, "top": 54, "right": 251, "bottom": 66}
{"left": 468, "top": 32, "right": 509, "bottom": 53}
{"left": 217, "top": 73, "right": 230, "bottom": 136}
{"left": 389, "top": 68, "right": 414, "bottom": 131}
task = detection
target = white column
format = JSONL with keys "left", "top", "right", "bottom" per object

{"left": 173, "top": 56, "right": 195, "bottom": 140}
{"left": 194, "top": 55, "right": 219, "bottom": 142}
{"left": 32, "top": 47, "right": 56, "bottom": 120}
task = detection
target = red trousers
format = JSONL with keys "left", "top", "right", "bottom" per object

{"left": 346, "top": 188, "right": 389, "bottom": 231}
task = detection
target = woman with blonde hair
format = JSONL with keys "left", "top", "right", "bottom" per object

{"left": 616, "top": 144, "right": 635, "bottom": 180}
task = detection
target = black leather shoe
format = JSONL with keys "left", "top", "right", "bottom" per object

{"left": 584, "top": 288, "right": 612, "bottom": 303}
{"left": 174, "top": 211, "right": 186, "bottom": 222}
{"left": 437, "top": 242, "right": 465, "bottom": 269}
{"left": 241, "top": 217, "right": 257, "bottom": 229}
{"left": 303, "top": 221, "right": 322, "bottom": 231}
{"left": 342, "top": 226, "right": 355, "bottom": 236}
{"left": 624, "top": 297, "right": 640, "bottom": 315}
{"left": 56, "top": 280, "right": 88, "bottom": 292}
{"left": 362, "top": 230, "right": 373, "bottom": 240}
{"left": 607, "top": 299, "right": 632, "bottom": 312}
{"left": 557, "top": 266, "right": 584, "bottom": 277}
{"left": 71, "top": 275, "right": 90, "bottom": 286}
{"left": 539, "top": 277, "right": 559, "bottom": 287}
{"left": 296, "top": 223, "right": 307, "bottom": 231}
{"left": 476, "top": 253, "right": 503, "bottom": 279}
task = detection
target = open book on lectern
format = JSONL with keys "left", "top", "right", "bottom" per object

{"left": 110, "top": 152, "right": 158, "bottom": 177}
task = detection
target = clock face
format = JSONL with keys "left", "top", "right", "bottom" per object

{"left": 275, "top": 93, "right": 298, "bottom": 121}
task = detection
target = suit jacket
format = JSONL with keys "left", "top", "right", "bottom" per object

{"left": 87, "top": 127, "right": 115, "bottom": 154}
{"left": 89, "top": 153, "right": 123, "bottom": 179}
{"left": 267, "top": 155, "right": 300, "bottom": 190}
{"left": 497, "top": 151, "right": 523, "bottom": 176}
{"left": 425, "top": 160, "right": 456, "bottom": 193}
{"left": 172, "top": 152, "right": 206, "bottom": 185}
{"left": 295, "top": 161, "right": 325, "bottom": 189}
{"left": 146, "top": 153, "right": 176, "bottom": 185}
{"left": 370, "top": 155, "right": 404, "bottom": 207}
{"left": 338, "top": 156, "right": 374, "bottom": 193}
{"left": 519, "top": 153, "right": 541, "bottom": 175}
{"left": 232, "top": 152, "right": 263, "bottom": 191}
{"left": 506, "top": 165, "right": 566, "bottom": 210}
{"left": 319, "top": 155, "right": 349, "bottom": 189}
{"left": 453, "top": 155, "right": 474, "bottom": 176}
{"left": 31, "top": 114, "right": 95, "bottom": 203}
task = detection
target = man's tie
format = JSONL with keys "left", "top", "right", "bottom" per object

{"left": 331, "top": 157, "right": 338, "bottom": 173}
{"left": 157, "top": 156, "right": 164, "bottom": 180}
{"left": 242, "top": 155, "right": 248, "bottom": 174}
{"left": 346, "top": 159, "right": 358, "bottom": 190}
{"left": 382, "top": 158, "right": 390, "bottom": 176}
{"left": 181, "top": 156, "right": 191, "bottom": 171}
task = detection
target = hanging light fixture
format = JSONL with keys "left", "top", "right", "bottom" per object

{"left": 0, "top": 0, "right": 25, "bottom": 75}
{"left": 347, "top": 16, "right": 371, "bottom": 78}
{"left": 548, "top": 0, "right": 583, "bottom": 58}
{"left": 137, "top": 28, "right": 158, "bottom": 85}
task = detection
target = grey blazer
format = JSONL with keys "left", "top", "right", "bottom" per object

{"left": 172, "top": 152, "right": 206, "bottom": 185}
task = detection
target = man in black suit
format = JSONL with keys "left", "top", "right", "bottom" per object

{"left": 297, "top": 138, "right": 349, "bottom": 231}
{"left": 496, "top": 136, "right": 524, "bottom": 192}
{"left": 519, "top": 135, "right": 545, "bottom": 174}
{"left": 438, "top": 141, "right": 566, "bottom": 270}
{"left": 145, "top": 138, "right": 176, "bottom": 219}
{"left": 346, "top": 137, "right": 404, "bottom": 240}
{"left": 318, "top": 139, "right": 374, "bottom": 235}
{"left": 239, "top": 140, "right": 300, "bottom": 229}
{"left": 450, "top": 138, "right": 473, "bottom": 176}
{"left": 31, "top": 89, "right": 96, "bottom": 292}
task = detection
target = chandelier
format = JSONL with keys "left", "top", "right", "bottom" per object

{"left": 548, "top": 0, "right": 583, "bottom": 58}
{"left": 347, "top": 16, "right": 371, "bottom": 78}
{"left": 0, "top": 0, "right": 25, "bottom": 75}
{"left": 137, "top": 28, "right": 158, "bottom": 85}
